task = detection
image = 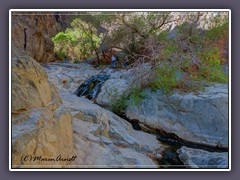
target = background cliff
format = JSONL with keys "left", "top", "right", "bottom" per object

{"left": 11, "top": 12, "right": 74, "bottom": 167}
{"left": 11, "top": 12, "right": 69, "bottom": 62}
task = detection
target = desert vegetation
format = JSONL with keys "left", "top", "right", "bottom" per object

{"left": 52, "top": 11, "right": 229, "bottom": 113}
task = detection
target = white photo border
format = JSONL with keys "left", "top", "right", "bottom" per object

{"left": 9, "top": 9, "right": 231, "bottom": 171}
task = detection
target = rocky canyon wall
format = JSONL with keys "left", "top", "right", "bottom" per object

{"left": 11, "top": 55, "right": 74, "bottom": 168}
{"left": 11, "top": 12, "right": 74, "bottom": 168}
{"left": 11, "top": 12, "right": 67, "bottom": 62}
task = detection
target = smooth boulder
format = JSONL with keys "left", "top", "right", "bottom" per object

{"left": 177, "top": 146, "right": 228, "bottom": 168}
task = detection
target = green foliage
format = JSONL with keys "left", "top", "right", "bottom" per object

{"left": 56, "top": 51, "right": 65, "bottom": 59}
{"left": 196, "top": 48, "right": 228, "bottom": 83}
{"left": 52, "top": 31, "right": 75, "bottom": 44}
{"left": 111, "top": 87, "right": 147, "bottom": 114}
{"left": 50, "top": 12, "right": 229, "bottom": 101}
{"left": 111, "top": 94, "right": 128, "bottom": 115}
{"left": 52, "top": 18, "right": 101, "bottom": 60}
{"left": 189, "top": 32, "right": 204, "bottom": 46}
{"left": 149, "top": 64, "right": 178, "bottom": 93}
{"left": 205, "top": 22, "right": 228, "bottom": 42}
{"left": 157, "top": 31, "right": 169, "bottom": 41}
{"left": 161, "top": 43, "right": 178, "bottom": 60}
{"left": 128, "top": 88, "right": 147, "bottom": 106}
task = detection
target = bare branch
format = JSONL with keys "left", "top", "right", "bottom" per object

{"left": 120, "top": 14, "right": 147, "bottom": 38}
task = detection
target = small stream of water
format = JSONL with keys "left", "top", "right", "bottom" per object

{"left": 72, "top": 66, "right": 228, "bottom": 168}
{"left": 120, "top": 114, "right": 228, "bottom": 168}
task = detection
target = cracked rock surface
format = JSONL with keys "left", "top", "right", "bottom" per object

{"left": 44, "top": 62, "right": 165, "bottom": 168}
{"left": 126, "top": 84, "right": 229, "bottom": 148}
{"left": 177, "top": 146, "right": 228, "bottom": 168}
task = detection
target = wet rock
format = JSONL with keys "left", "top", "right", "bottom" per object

{"left": 75, "top": 74, "right": 110, "bottom": 100}
{"left": 96, "top": 64, "right": 154, "bottom": 107}
{"left": 177, "top": 146, "right": 228, "bottom": 168}
{"left": 126, "top": 84, "right": 229, "bottom": 148}
{"left": 155, "top": 154, "right": 162, "bottom": 159}
{"left": 44, "top": 62, "right": 134, "bottom": 108}
{"left": 44, "top": 61, "right": 166, "bottom": 167}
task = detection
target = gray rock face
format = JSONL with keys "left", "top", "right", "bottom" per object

{"left": 96, "top": 64, "right": 153, "bottom": 107}
{"left": 177, "top": 146, "right": 228, "bottom": 168}
{"left": 43, "top": 62, "right": 229, "bottom": 168}
{"left": 96, "top": 78, "right": 130, "bottom": 107}
{"left": 45, "top": 63, "right": 166, "bottom": 168}
{"left": 96, "top": 68, "right": 137, "bottom": 107}
{"left": 58, "top": 91, "right": 163, "bottom": 168}
{"left": 43, "top": 62, "right": 99, "bottom": 94}
{"left": 44, "top": 62, "right": 134, "bottom": 108}
{"left": 126, "top": 84, "right": 229, "bottom": 148}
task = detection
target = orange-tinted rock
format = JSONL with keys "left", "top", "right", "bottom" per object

{"left": 11, "top": 12, "right": 65, "bottom": 62}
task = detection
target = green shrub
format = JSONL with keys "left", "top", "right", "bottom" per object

{"left": 161, "top": 43, "right": 178, "bottom": 60}
{"left": 111, "top": 94, "right": 128, "bottom": 115}
{"left": 111, "top": 87, "right": 147, "bottom": 114}
{"left": 205, "top": 22, "right": 228, "bottom": 42}
{"left": 56, "top": 51, "right": 65, "bottom": 59}
{"left": 157, "top": 31, "right": 169, "bottom": 41}
{"left": 175, "top": 79, "right": 205, "bottom": 94}
{"left": 196, "top": 48, "right": 228, "bottom": 83}
{"left": 149, "top": 64, "right": 178, "bottom": 93}
{"left": 128, "top": 88, "right": 147, "bottom": 106}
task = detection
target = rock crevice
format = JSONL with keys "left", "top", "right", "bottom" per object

{"left": 126, "top": 85, "right": 229, "bottom": 148}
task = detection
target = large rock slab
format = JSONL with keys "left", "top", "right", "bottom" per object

{"left": 11, "top": 56, "right": 74, "bottom": 168}
{"left": 95, "top": 78, "right": 130, "bottom": 107}
{"left": 44, "top": 63, "right": 133, "bottom": 108}
{"left": 12, "top": 106, "right": 73, "bottom": 168}
{"left": 177, "top": 146, "right": 228, "bottom": 168}
{"left": 59, "top": 91, "right": 165, "bottom": 168}
{"left": 43, "top": 62, "right": 99, "bottom": 94}
{"left": 96, "top": 65, "right": 152, "bottom": 108}
{"left": 45, "top": 62, "right": 165, "bottom": 167}
{"left": 96, "top": 68, "right": 142, "bottom": 107}
{"left": 12, "top": 56, "right": 62, "bottom": 113}
{"left": 126, "top": 84, "right": 229, "bottom": 148}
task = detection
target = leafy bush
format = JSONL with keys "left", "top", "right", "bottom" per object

{"left": 56, "top": 51, "right": 66, "bottom": 59}
{"left": 128, "top": 88, "right": 147, "bottom": 106}
{"left": 196, "top": 48, "right": 228, "bottom": 83}
{"left": 111, "top": 87, "right": 147, "bottom": 114}
{"left": 51, "top": 19, "right": 101, "bottom": 60}
{"left": 111, "top": 94, "right": 128, "bottom": 115}
{"left": 149, "top": 64, "right": 178, "bottom": 93}
{"left": 161, "top": 43, "right": 178, "bottom": 60}
{"left": 174, "top": 80, "right": 205, "bottom": 94}
{"left": 204, "top": 22, "right": 229, "bottom": 63}
{"left": 205, "top": 22, "right": 228, "bottom": 42}
{"left": 157, "top": 31, "right": 169, "bottom": 41}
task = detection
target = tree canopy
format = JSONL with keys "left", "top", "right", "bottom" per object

{"left": 52, "top": 11, "right": 229, "bottom": 92}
